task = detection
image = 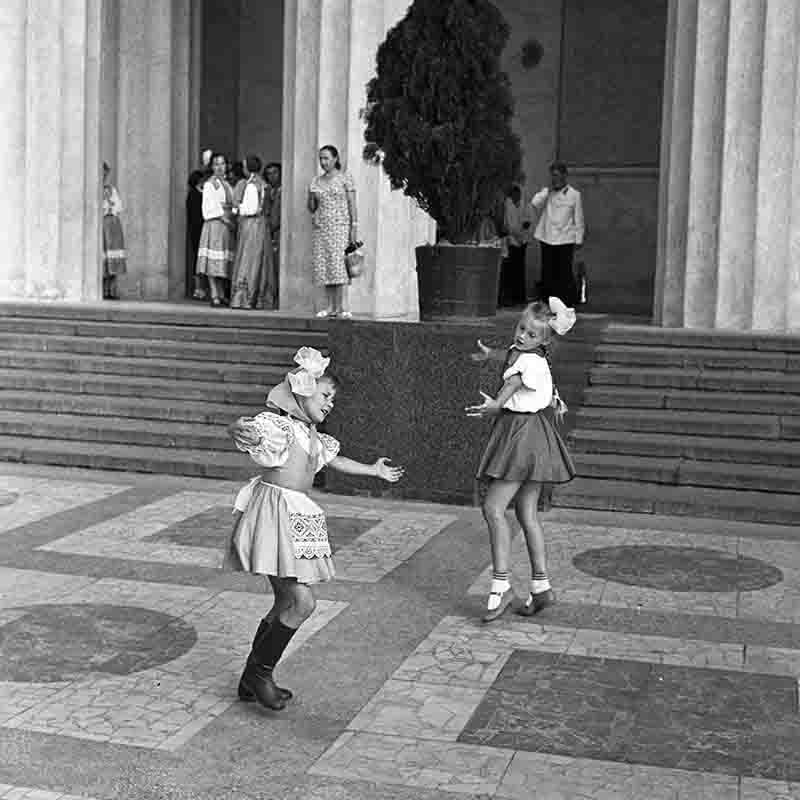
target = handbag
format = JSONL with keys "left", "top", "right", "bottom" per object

{"left": 345, "top": 240, "right": 365, "bottom": 278}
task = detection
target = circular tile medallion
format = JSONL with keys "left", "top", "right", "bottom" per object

{"left": 572, "top": 545, "right": 783, "bottom": 593}
{"left": 0, "top": 603, "right": 197, "bottom": 682}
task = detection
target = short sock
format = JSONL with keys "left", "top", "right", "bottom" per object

{"left": 531, "top": 572, "right": 551, "bottom": 595}
{"left": 488, "top": 574, "right": 511, "bottom": 611}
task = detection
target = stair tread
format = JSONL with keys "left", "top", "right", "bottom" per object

{"left": 553, "top": 477, "right": 800, "bottom": 509}
{"left": 0, "top": 349, "right": 286, "bottom": 378}
{"left": 0, "top": 390, "right": 258, "bottom": 416}
{"left": 0, "top": 370, "right": 272, "bottom": 398}
{"left": 570, "top": 429, "right": 800, "bottom": 453}
{"left": 577, "top": 407, "right": 782, "bottom": 422}
{"left": 0, "top": 433, "right": 246, "bottom": 463}
{"left": 0, "top": 408, "right": 227, "bottom": 434}
{"left": 573, "top": 452, "right": 800, "bottom": 478}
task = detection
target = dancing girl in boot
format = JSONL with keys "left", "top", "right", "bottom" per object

{"left": 226, "top": 347, "right": 404, "bottom": 710}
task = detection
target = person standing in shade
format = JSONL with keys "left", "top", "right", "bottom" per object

{"left": 308, "top": 145, "right": 358, "bottom": 319}
{"left": 186, "top": 170, "right": 206, "bottom": 300}
{"left": 196, "top": 152, "right": 235, "bottom": 307}
{"left": 257, "top": 162, "right": 282, "bottom": 309}
{"left": 498, "top": 184, "right": 530, "bottom": 307}
{"left": 531, "top": 162, "right": 584, "bottom": 307}
{"left": 230, "top": 155, "right": 267, "bottom": 309}
{"left": 101, "top": 162, "right": 127, "bottom": 300}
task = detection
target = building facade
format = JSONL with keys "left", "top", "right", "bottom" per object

{"left": 0, "top": 0, "right": 797, "bottom": 332}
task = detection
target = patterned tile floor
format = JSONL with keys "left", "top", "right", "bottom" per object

{"left": 0, "top": 463, "right": 798, "bottom": 799}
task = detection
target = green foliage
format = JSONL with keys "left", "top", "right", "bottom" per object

{"left": 363, "top": 0, "right": 523, "bottom": 243}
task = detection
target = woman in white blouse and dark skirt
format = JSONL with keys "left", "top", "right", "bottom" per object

{"left": 196, "top": 152, "right": 235, "bottom": 307}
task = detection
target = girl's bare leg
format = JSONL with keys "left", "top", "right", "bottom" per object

{"left": 515, "top": 481, "right": 556, "bottom": 614}
{"left": 481, "top": 479, "right": 522, "bottom": 620}
{"left": 514, "top": 482, "right": 546, "bottom": 576}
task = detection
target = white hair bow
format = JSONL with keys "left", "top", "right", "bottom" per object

{"left": 287, "top": 346, "right": 331, "bottom": 397}
{"left": 201, "top": 149, "right": 213, "bottom": 167}
{"left": 548, "top": 296, "right": 577, "bottom": 335}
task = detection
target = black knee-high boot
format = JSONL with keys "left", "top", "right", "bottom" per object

{"left": 238, "top": 615, "right": 293, "bottom": 702}
{"left": 240, "top": 619, "right": 297, "bottom": 710}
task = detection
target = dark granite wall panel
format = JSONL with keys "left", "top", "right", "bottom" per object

{"left": 324, "top": 317, "right": 601, "bottom": 505}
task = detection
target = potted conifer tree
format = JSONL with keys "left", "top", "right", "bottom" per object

{"left": 363, "top": 0, "right": 522, "bottom": 319}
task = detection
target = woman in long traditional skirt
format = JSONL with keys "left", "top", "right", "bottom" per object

{"left": 102, "top": 162, "right": 127, "bottom": 300}
{"left": 196, "top": 152, "right": 234, "bottom": 307}
{"left": 230, "top": 155, "right": 268, "bottom": 309}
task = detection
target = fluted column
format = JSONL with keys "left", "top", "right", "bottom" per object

{"left": 656, "top": 0, "right": 800, "bottom": 332}
{"left": 0, "top": 0, "right": 27, "bottom": 298}
{"left": 280, "top": 0, "right": 432, "bottom": 315}
{"left": 715, "top": 0, "right": 764, "bottom": 328}
{"left": 752, "top": 0, "right": 798, "bottom": 331}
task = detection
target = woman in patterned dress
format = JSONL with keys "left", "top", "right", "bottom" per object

{"left": 196, "top": 152, "right": 234, "bottom": 307}
{"left": 307, "top": 145, "right": 358, "bottom": 318}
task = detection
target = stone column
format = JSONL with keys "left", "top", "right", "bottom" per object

{"left": 752, "top": 0, "right": 798, "bottom": 331}
{"left": 280, "top": 0, "right": 432, "bottom": 316}
{"left": 0, "top": 0, "right": 28, "bottom": 298}
{"left": 654, "top": 0, "right": 697, "bottom": 326}
{"left": 656, "top": 0, "right": 800, "bottom": 332}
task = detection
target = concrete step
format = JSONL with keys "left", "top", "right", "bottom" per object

{"left": 551, "top": 478, "right": 800, "bottom": 526}
{"left": 0, "top": 315, "right": 328, "bottom": 348}
{"left": 0, "top": 370, "right": 271, "bottom": 405}
{"left": 0, "top": 434, "right": 254, "bottom": 480}
{"left": 572, "top": 453, "right": 800, "bottom": 494}
{"left": 0, "top": 300, "right": 328, "bottom": 332}
{"left": 0, "top": 332, "right": 300, "bottom": 365}
{"left": 0, "top": 350, "right": 283, "bottom": 384}
{"left": 568, "top": 429, "right": 800, "bottom": 467}
{"left": 582, "top": 386, "right": 800, "bottom": 415}
{"left": 0, "top": 391, "right": 257, "bottom": 425}
{"left": 0, "top": 410, "right": 232, "bottom": 450}
{"left": 588, "top": 366, "right": 800, "bottom": 394}
{"left": 599, "top": 323, "right": 800, "bottom": 352}
{"left": 575, "top": 407, "right": 785, "bottom": 439}
{"left": 595, "top": 344, "right": 795, "bottom": 372}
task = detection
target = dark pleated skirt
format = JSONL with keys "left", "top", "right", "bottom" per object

{"left": 476, "top": 408, "right": 575, "bottom": 484}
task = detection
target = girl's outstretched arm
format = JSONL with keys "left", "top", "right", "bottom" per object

{"left": 329, "top": 455, "right": 404, "bottom": 482}
{"left": 465, "top": 374, "right": 523, "bottom": 417}
{"left": 470, "top": 339, "right": 507, "bottom": 362}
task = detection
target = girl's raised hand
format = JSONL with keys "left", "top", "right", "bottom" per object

{"left": 374, "top": 457, "right": 405, "bottom": 483}
{"left": 465, "top": 391, "right": 501, "bottom": 417}
{"left": 470, "top": 339, "right": 491, "bottom": 362}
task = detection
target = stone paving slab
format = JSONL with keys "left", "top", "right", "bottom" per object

{"left": 0, "top": 569, "right": 347, "bottom": 750}
{"left": 468, "top": 523, "right": 797, "bottom": 621}
{"left": 1, "top": 464, "right": 800, "bottom": 799}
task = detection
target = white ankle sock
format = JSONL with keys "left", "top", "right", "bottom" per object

{"left": 487, "top": 578, "right": 511, "bottom": 611}
{"left": 531, "top": 577, "right": 551, "bottom": 594}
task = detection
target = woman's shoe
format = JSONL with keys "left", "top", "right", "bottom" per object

{"left": 482, "top": 588, "right": 515, "bottom": 623}
{"left": 315, "top": 309, "right": 334, "bottom": 318}
{"left": 211, "top": 298, "right": 222, "bottom": 307}
{"left": 339, "top": 310, "right": 353, "bottom": 319}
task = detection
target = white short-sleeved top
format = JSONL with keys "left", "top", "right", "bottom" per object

{"left": 502, "top": 352, "right": 553, "bottom": 413}
{"left": 235, "top": 412, "right": 340, "bottom": 473}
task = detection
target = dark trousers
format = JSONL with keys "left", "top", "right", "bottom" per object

{"left": 539, "top": 242, "right": 577, "bottom": 306}
{"left": 498, "top": 243, "right": 528, "bottom": 307}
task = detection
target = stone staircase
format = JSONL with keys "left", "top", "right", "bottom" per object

{"left": 0, "top": 302, "right": 327, "bottom": 480}
{"left": 552, "top": 325, "right": 800, "bottom": 525}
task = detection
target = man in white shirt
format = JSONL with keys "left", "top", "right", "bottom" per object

{"left": 531, "top": 162, "right": 584, "bottom": 306}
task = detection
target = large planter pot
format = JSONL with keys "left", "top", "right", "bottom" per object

{"left": 416, "top": 244, "right": 503, "bottom": 320}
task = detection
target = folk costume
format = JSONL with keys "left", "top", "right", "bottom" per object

{"left": 225, "top": 348, "right": 339, "bottom": 584}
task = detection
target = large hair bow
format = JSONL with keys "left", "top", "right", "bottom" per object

{"left": 548, "top": 296, "right": 577, "bottom": 336}
{"left": 287, "top": 346, "right": 330, "bottom": 397}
